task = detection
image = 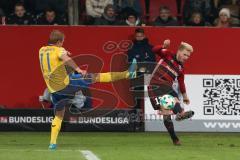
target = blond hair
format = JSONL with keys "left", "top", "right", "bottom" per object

{"left": 178, "top": 42, "right": 193, "bottom": 53}
{"left": 48, "top": 30, "right": 65, "bottom": 44}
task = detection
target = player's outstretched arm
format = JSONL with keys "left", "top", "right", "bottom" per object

{"left": 61, "top": 54, "right": 87, "bottom": 75}
{"left": 182, "top": 93, "right": 190, "bottom": 105}
{"left": 163, "top": 39, "right": 170, "bottom": 48}
{"left": 152, "top": 39, "right": 173, "bottom": 57}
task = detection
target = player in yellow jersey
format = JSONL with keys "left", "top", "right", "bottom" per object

{"left": 39, "top": 30, "right": 137, "bottom": 150}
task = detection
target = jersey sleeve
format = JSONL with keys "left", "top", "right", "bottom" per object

{"left": 177, "top": 71, "right": 186, "bottom": 94}
{"left": 152, "top": 45, "right": 173, "bottom": 58}
{"left": 39, "top": 47, "right": 44, "bottom": 53}
{"left": 57, "top": 47, "right": 68, "bottom": 59}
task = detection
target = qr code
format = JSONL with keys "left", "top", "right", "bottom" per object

{"left": 203, "top": 79, "right": 240, "bottom": 115}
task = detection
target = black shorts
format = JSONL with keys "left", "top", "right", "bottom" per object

{"left": 148, "top": 82, "right": 178, "bottom": 110}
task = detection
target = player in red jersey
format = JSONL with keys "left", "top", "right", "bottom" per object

{"left": 148, "top": 39, "right": 194, "bottom": 145}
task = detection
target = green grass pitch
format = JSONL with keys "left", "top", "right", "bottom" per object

{"left": 0, "top": 132, "right": 239, "bottom": 160}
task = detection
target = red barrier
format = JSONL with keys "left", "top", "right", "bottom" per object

{"left": 0, "top": 26, "right": 239, "bottom": 108}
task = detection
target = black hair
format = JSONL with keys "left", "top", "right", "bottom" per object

{"left": 15, "top": 2, "right": 25, "bottom": 9}
{"left": 45, "top": 8, "right": 55, "bottom": 14}
{"left": 159, "top": 6, "right": 170, "bottom": 12}
{"left": 135, "top": 28, "right": 144, "bottom": 34}
{"left": 126, "top": 9, "right": 138, "bottom": 19}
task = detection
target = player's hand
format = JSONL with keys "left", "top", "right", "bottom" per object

{"left": 183, "top": 98, "right": 190, "bottom": 105}
{"left": 183, "top": 94, "right": 190, "bottom": 105}
{"left": 80, "top": 69, "right": 87, "bottom": 76}
{"left": 76, "top": 68, "right": 87, "bottom": 76}
{"left": 66, "top": 51, "right": 72, "bottom": 56}
{"left": 163, "top": 39, "right": 170, "bottom": 48}
{"left": 139, "top": 67, "right": 146, "bottom": 73}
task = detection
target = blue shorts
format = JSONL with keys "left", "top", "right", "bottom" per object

{"left": 51, "top": 74, "right": 93, "bottom": 111}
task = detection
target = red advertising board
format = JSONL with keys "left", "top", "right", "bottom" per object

{"left": 0, "top": 26, "right": 239, "bottom": 108}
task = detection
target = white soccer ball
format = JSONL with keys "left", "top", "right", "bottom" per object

{"left": 160, "top": 94, "right": 176, "bottom": 110}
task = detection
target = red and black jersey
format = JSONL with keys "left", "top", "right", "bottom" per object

{"left": 150, "top": 45, "right": 186, "bottom": 94}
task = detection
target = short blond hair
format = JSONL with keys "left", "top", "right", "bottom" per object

{"left": 178, "top": 42, "right": 193, "bottom": 53}
{"left": 48, "top": 30, "right": 65, "bottom": 44}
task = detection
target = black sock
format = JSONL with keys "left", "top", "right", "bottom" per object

{"left": 172, "top": 102, "right": 183, "bottom": 114}
{"left": 163, "top": 115, "right": 178, "bottom": 141}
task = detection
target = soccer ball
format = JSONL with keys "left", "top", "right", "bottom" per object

{"left": 160, "top": 94, "right": 176, "bottom": 110}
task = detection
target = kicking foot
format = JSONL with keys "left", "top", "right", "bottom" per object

{"left": 128, "top": 58, "right": 137, "bottom": 79}
{"left": 49, "top": 144, "right": 57, "bottom": 150}
{"left": 175, "top": 111, "right": 194, "bottom": 121}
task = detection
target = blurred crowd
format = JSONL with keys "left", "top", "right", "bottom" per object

{"left": 0, "top": 0, "right": 68, "bottom": 25}
{"left": 0, "top": 0, "right": 240, "bottom": 27}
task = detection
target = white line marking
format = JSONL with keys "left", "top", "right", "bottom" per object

{"left": 80, "top": 150, "right": 101, "bottom": 160}
{"left": 0, "top": 149, "right": 79, "bottom": 152}
{"left": 0, "top": 148, "right": 101, "bottom": 159}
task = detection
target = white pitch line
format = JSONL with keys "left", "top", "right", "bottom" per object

{"left": 0, "top": 148, "right": 101, "bottom": 159}
{"left": 80, "top": 150, "right": 101, "bottom": 160}
{"left": 0, "top": 149, "right": 79, "bottom": 152}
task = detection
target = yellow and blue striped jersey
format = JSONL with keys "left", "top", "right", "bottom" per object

{"left": 39, "top": 45, "right": 69, "bottom": 93}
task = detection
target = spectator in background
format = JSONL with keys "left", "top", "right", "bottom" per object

{"left": 0, "top": 0, "right": 67, "bottom": 16}
{"left": 183, "top": 0, "right": 215, "bottom": 25}
{"left": 214, "top": 8, "right": 237, "bottom": 27}
{"left": 37, "top": 8, "right": 65, "bottom": 25}
{"left": 213, "top": 0, "right": 240, "bottom": 22}
{"left": 128, "top": 28, "right": 155, "bottom": 110}
{"left": 6, "top": 2, "right": 34, "bottom": 25}
{"left": 86, "top": 0, "right": 113, "bottom": 24}
{"left": 186, "top": 12, "right": 210, "bottom": 26}
{"left": 94, "top": 4, "right": 118, "bottom": 25}
{"left": 119, "top": 10, "right": 144, "bottom": 26}
{"left": 0, "top": 8, "right": 6, "bottom": 25}
{"left": 153, "top": 6, "right": 179, "bottom": 26}
{"left": 128, "top": 28, "right": 155, "bottom": 72}
{"left": 114, "top": 0, "right": 142, "bottom": 20}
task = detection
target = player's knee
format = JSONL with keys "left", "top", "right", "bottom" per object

{"left": 55, "top": 108, "right": 65, "bottom": 118}
{"left": 163, "top": 115, "right": 171, "bottom": 121}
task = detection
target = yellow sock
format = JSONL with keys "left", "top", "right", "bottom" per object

{"left": 98, "top": 71, "right": 129, "bottom": 82}
{"left": 50, "top": 116, "right": 63, "bottom": 144}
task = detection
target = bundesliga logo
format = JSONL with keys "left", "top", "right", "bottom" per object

{"left": 0, "top": 116, "right": 8, "bottom": 123}
{"left": 69, "top": 117, "right": 129, "bottom": 124}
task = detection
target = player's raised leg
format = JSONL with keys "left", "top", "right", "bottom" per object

{"left": 93, "top": 58, "right": 137, "bottom": 82}
{"left": 175, "top": 110, "right": 195, "bottom": 121}
{"left": 163, "top": 99, "right": 194, "bottom": 145}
